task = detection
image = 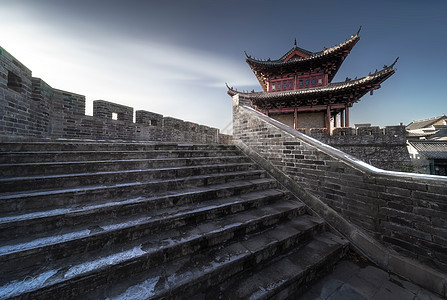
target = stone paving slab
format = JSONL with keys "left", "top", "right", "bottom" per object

{"left": 301, "top": 258, "right": 445, "bottom": 300}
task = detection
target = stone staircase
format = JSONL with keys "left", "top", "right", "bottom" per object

{"left": 0, "top": 140, "right": 348, "bottom": 299}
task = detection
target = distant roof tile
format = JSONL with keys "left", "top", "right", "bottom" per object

{"left": 409, "top": 141, "right": 447, "bottom": 159}
{"left": 406, "top": 131, "right": 438, "bottom": 137}
{"left": 406, "top": 115, "right": 447, "bottom": 131}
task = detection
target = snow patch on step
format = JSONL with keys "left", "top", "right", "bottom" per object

{"left": 0, "top": 229, "right": 90, "bottom": 255}
{"left": 106, "top": 276, "right": 160, "bottom": 300}
{"left": 0, "top": 208, "right": 72, "bottom": 224}
{"left": 0, "top": 215, "right": 152, "bottom": 255}
{"left": 64, "top": 245, "right": 146, "bottom": 279}
{"left": 0, "top": 269, "right": 58, "bottom": 299}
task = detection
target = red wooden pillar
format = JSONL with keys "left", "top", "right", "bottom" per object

{"left": 345, "top": 105, "right": 350, "bottom": 127}
{"left": 326, "top": 105, "right": 331, "bottom": 133}
{"left": 294, "top": 108, "right": 298, "bottom": 130}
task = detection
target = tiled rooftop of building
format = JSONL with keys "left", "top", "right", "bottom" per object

{"left": 406, "top": 115, "right": 447, "bottom": 131}
{"left": 408, "top": 141, "right": 447, "bottom": 159}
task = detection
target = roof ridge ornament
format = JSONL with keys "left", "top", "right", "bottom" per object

{"left": 294, "top": 38, "right": 297, "bottom": 48}
{"left": 390, "top": 57, "right": 399, "bottom": 68}
{"left": 356, "top": 26, "right": 362, "bottom": 36}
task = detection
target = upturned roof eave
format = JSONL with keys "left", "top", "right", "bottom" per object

{"left": 227, "top": 63, "right": 396, "bottom": 101}
{"left": 245, "top": 32, "right": 360, "bottom": 68}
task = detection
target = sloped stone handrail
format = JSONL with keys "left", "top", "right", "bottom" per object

{"left": 233, "top": 101, "right": 447, "bottom": 297}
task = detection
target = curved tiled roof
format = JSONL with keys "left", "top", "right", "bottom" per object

{"left": 406, "top": 130, "right": 438, "bottom": 138}
{"left": 227, "top": 60, "right": 396, "bottom": 108}
{"left": 245, "top": 32, "right": 360, "bottom": 67}
{"left": 244, "top": 29, "right": 362, "bottom": 88}
{"left": 409, "top": 141, "right": 447, "bottom": 159}
{"left": 406, "top": 115, "right": 447, "bottom": 131}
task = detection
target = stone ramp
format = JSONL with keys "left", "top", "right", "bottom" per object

{"left": 0, "top": 141, "right": 348, "bottom": 299}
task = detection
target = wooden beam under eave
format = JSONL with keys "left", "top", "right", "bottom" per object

{"left": 267, "top": 103, "right": 347, "bottom": 114}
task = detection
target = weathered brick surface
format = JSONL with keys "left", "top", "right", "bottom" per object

{"left": 0, "top": 47, "right": 33, "bottom": 137}
{"left": 233, "top": 97, "right": 447, "bottom": 274}
{"left": 0, "top": 46, "right": 229, "bottom": 144}
{"left": 93, "top": 100, "right": 133, "bottom": 122}
{"left": 312, "top": 125, "right": 410, "bottom": 171}
{"left": 135, "top": 110, "right": 163, "bottom": 127}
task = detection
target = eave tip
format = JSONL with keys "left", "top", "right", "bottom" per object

{"left": 356, "top": 26, "right": 362, "bottom": 36}
{"left": 391, "top": 57, "right": 399, "bottom": 68}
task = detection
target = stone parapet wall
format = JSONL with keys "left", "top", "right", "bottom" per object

{"left": 93, "top": 100, "right": 133, "bottom": 122}
{"left": 308, "top": 125, "right": 410, "bottom": 171}
{"left": 0, "top": 46, "right": 230, "bottom": 144}
{"left": 135, "top": 110, "right": 163, "bottom": 127}
{"left": 1, "top": 47, "right": 34, "bottom": 137}
{"left": 232, "top": 96, "right": 447, "bottom": 296}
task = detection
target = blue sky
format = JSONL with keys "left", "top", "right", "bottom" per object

{"left": 2, "top": 0, "right": 446, "bottom": 133}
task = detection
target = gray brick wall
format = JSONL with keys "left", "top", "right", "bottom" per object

{"left": 136, "top": 110, "right": 163, "bottom": 127}
{"left": 0, "top": 47, "right": 34, "bottom": 137}
{"left": 233, "top": 96, "right": 447, "bottom": 274}
{"left": 93, "top": 100, "right": 133, "bottom": 122}
{"left": 314, "top": 125, "right": 411, "bottom": 171}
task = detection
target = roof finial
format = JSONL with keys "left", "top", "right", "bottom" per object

{"left": 294, "top": 38, "right": 297, "bottom": 48}
{"left": 356, "top": 26, "right": 362, "bottom": 36}
{"left": 390, "top": 57, "right": 399, "bottom": 68}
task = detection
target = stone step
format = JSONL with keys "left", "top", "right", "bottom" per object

{"left": 0, "top": 200, "right": 310, "bottom": 299}
{"left": 0, "top": 192, "right": 301, "bottom": 276}
{"left": 0, "top": 140, "right": 350, "bottom": 300}
{"left": 0, "top": 170, "right": 270, "bottom": 214}
{"left": 0, "top": 149, "right": 242, "bottom": 164}
{"left": 0, "top": 155, "right": 250, "bottom": 177}
{"left": 203, "top": 232, "right": 349, "bottom": 299}
{"left": 0, "top": 162, "right": 259, "bottom": 193}
{"left": 0, "top": 141, "right": 237, "bottom": 152}
{"left": 90, "top": 217, "right": 336, "bottom": 300}
{"left": 0, "top": 185, "right": 285, "bottom": 240}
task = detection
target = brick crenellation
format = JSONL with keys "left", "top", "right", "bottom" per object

{"left": 0, "top": 46, "right": 229, "bottom": 144}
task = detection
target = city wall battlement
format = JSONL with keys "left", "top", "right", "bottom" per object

{"left": 0, "top": 46, "right": 230, "bottom": 144}
{"left": 306, "top": 126, "right": 410, "bottom": 171}
{"left": 308, "top": 125, "right": 407, "bottom": 144}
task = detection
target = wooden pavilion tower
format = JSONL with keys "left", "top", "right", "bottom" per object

{"left": 227, "top": 28, "right": 397, "bottom": 133}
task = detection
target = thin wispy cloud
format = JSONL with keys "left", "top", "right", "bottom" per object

{"left": 1, "top": 8, "right": 254, "bottom": 129}
{"left": 2, "top": 0, "right": 446, "bottom": 129}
